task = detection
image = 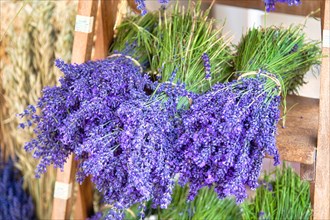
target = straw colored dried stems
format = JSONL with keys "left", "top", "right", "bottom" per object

{"left": 0, "top": 0, "right": 21, "bottom": 160}
{"left": 1, "top": 1, "right": 76, "bottom": 218}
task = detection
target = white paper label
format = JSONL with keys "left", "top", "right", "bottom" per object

{"left": 75, "top": 15, "right": 94, "bottom": 33}
{"left": 54, "top": 182, "right": 72, "bottom": 200}
{"left": 323, "top": 30, "right": 330, "bottom": 48}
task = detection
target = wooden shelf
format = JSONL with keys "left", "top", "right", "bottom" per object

{"left": 274, "top": 95, "right": 319, "bottom": 164}
{"left": 212, "top": 0, "right": 321, "bottom": 17}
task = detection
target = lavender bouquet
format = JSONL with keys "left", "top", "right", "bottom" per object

{"left": 110, "top": 12, "right": 158, "bottom": 67}
{"left": 241, "top": 163, "right": 312, "bottom": 220}
{"left": 19, "top": 57, "right": 152, "bottom": 177}
{"left": 112, "top": 2, "right": 233, "bottom": 94}
{"left": 0, "top": 157, "right": 35, "bottom": 220}
{"left": 176, "top": 74, "right": 281, "bottom": 203}
{"left": 19, "top": 56, "right": 185, "bottom": 219}
{"left": 77, "top": 82, "right": 194, "bottom": 218}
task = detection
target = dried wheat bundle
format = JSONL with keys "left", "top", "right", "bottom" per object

{"left": 1, "top": 1, "right": 76, "bottom": 218}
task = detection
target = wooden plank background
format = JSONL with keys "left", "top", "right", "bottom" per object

{"left": 51, "top": 1, "right": 98, "bottom": 219}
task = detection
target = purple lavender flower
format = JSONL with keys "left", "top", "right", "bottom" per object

{"left": 264, "top": 0, "right": 301, "bottom": 12}
{"left": 20, "top": 56, "right": 153, "bottom": 178}
{"left": 202, "top": 53, "right": 211, "bottom": 80}
{"left": 135, "top": 0, "right": 170, "bottom": 15}
{"left": 258, "top": 210, "right": 270, "bottom": 220}
{"left": 19, "top": 52, "right": 193, "bottom": 219}
{"left": 176, "top": 77, "right": 281, "bottom": 203}
{"left": 87, "top": 212, "right": 103, "bottom": 220}
{"left": 135, "top": 0, "right": 147, "bottom": 15}
{"left": 0, "top": 156, "right": 35, "bottom": 220}
{"left": 289, "top": 44, "right": 299, "bottom": 54}
{"left": 159, "top": 0, "right": 170, "bottom": 4}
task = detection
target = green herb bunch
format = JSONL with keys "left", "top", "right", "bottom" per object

{"left": 91, "top": 165, "right": 311, "bottom": 220}
{"left": 234, "top": 25, "right": 322, "bottom": 96}
{"left": 159, "top": 165, "right": 312, "bottom": 220}
{"left": 150, "top": 2, "right": 233, "bottom": 93}
{"left": 241, "top": 164, "right": 312, "bottom": 220}
{"left": 112, "top": 1, "right": 234, "bottom": 94}
{"left": 158, "top": 183, "right": 241, "bottom": 220}
{"left": 110, "top": 12, "right": 158, "bottom": 67}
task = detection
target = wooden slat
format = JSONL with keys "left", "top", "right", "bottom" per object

{"left": 73, "top": 0, "right": 120, "bottom": 218}
{"left": 52, "top": 156, "right": 76, "bottom": 219}
{"left": 313, "top": 0, "right": 330, "bottom": 218}
{"left": 300, "top": 163, "right": 315, "bottom": 181}
{"left": 274, "top": 95, "right": 318, "bottom": 164}
{"left": 51, "top": 1, "right": 98, "bottom": 219}
{"left": 71, "top": 1, "right": 98, "bottom": 63}
{"left": 128, "top": 0, "right": 140, "bottom": 14}
{"left": 212, "top": 0, "right": 321, "bottom": 17}
{"left": 74, "top": 177, "right": 94, "bottom": 219}
{"left": 93, "top": 0, "right": 120, "bottom": 60}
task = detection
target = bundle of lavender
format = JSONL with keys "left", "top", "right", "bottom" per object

{"left": 0, "top": 156, "right": 35, "bottom": 220}
{"left": 241, "top": 164, "right": 312, "bottom": 220}
{"left": 19, "top": 57, "right": 188, "bottom": 219}
{"left": 176, "top": 73, "right": 281, "bottom": 203}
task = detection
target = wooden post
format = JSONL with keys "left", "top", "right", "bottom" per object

{"left": 300, "top": 164, "right": 315, "bottom": 182}
{"left": 93, "top": 0, "right": 120, "bottom": 60}
{"left": 51, "top": 1, "right": 98, "bottom": 219}
{"left": 73, "top": 1, "right": 121, "bottom": 218}
{"left": 313, "top": 0, "right": 330, "bottom": 219}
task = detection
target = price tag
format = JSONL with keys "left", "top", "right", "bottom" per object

{"left": 75, "top": 15, "right": 94, "bottom": 33}
{"left": 54, "top": 182, "right": 72, "bottom": 200}
{"left": 323, "top": 30, "right": 330, "bottom": 48}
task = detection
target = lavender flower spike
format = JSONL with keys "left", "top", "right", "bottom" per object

{"left": 264, "top": 0, "right": 301, "bottom": 12}
{"left": 202, "top": 53, "right": 211, "bottom": 80}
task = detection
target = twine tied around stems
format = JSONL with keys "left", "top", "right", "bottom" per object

{"left": 108, "top": 53, "right": 143, "bottom": 73}
{"left": 237, "top": 71, "right": 282, "bottom": 96}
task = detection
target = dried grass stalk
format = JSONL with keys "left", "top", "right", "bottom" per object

{"left": 1, "top": 1, "right": 76, "bottom": 218}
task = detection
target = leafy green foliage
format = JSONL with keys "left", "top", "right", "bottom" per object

{"left": 234, "top": 25, "right": 322, "bottom": 95}
{"left": 241, "top": 164, "right": 312, "bottom": 220}
{"left": 158, "top": 183, "right": 242, "bottom": 220}
{"left": 110, "top": 12, "right": 158, "bottom": 67}
{"left": 111, "top": 1, "right": 233, "bottom": 94}
{"left": 91, "top": 165, "right": 312, "bottom": 220}
{"left": 150, "top": 2, "right": 233, "bottom": 93}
